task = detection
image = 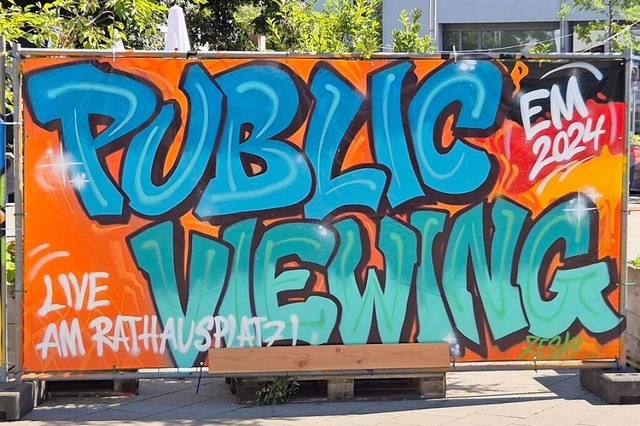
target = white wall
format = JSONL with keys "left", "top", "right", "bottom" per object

{"left": 437, "top": 0, "right": 566, "bottom": 23}
{"left": 381, "top": 0, "right": 611, "bottom": 51}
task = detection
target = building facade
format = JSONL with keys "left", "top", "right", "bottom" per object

{"left": 381, "top": 0, "right": 612, "bottom": 53}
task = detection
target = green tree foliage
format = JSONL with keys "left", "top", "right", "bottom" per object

{"left": 0, "top": 0, "right": 166, "bottom": 114}
{"left": 233, "top": 3, "right": 265, "bottom": 50}
{"left": 529, "top": 41, "right": 553, "bottom": 54}
{"left": 167, "top": 0, "right": 279, "bottom": 51}
{"left": 234, "top": 3, "right": 263, "bottom": 36}
{"left": 391, "top": 8, "right": 435, "bottom": 53}
{"left": 268, "top": 0, "right": 382, "bottom": 56}
{"left": 0, "top": 0, "right": 166, "bottom": 49}
{"left": 559, "top": 0, "right": 640, "bottom": 52}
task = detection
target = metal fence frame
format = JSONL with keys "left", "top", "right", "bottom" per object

{"left": 10, "top": 44, "right": 631, "bottom": 381}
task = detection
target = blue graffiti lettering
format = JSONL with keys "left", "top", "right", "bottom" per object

{"left": 122, "top": 65, "right": 223, "bottom": 217}
{"left": 195, "top": 63, "right": 313, "bottom": 219}
{"left": 305, "top": 65, "right": 386, "bottom": 219}
{"left": 408, "top": 61, "right": 501, "bottom": 196}
{"left": 26, "top": 63, "right": 159, "bottom": 217}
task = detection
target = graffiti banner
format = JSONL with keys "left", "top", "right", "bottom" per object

{"left": 20, "top": 56, "right": 626, "bottom": 372}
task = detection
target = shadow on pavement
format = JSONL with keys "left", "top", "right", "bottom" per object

{"left": 534, "top": 370, "right": 607, "bottom": 404}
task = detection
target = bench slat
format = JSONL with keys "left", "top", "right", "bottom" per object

{"left": 208, "top": 343, "right": 450, "bottom": 375}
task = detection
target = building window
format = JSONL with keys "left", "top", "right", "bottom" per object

{"left": 442, "top": 31, "right": 460, "bottom": 51}
{"left": 462, "top": 30, "right": 480, "bottom": 50}
{"left": 442, "top": 26, "right": 559, "bottom": 53}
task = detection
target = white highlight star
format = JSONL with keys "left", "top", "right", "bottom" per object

{"left": 69, "top": 172, "right": 90, "bottom": 190}
{"left": 563, "top": 195, "right": 597, "bottom": 227}
{"left": 36, "top": 143, "right": 83, "bottom": 187}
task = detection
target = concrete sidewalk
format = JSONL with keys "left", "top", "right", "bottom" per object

{"left": 15, "top": 369, "right": 640, "bottom": 425}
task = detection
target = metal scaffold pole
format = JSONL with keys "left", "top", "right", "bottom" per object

{"left": 621, "top": 48, "right": 633, "bottom": 368}
{"left": 0, "top": 35, "right": 6, "bottom": 383}
{"left": 10, "top": 42, "right": 22, "bottom": 382}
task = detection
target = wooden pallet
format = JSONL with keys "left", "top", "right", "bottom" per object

{"left": 626, "top": 355, "right": 640, "bottom": 371}
{"left": 44, "top": 379, "right": 139, "bottom": 397}
{"left": 228, "top": 372, "right": 446, "bottom": 404}
{"left": 210, "top": 343, "right": 450, "bottom": 404}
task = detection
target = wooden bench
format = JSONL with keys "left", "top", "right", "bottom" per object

{"left": 208, "top": 343, "right": 451, "bottom": 403}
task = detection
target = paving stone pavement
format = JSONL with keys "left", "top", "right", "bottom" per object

{"left": 13, "top": 369, "right": 640, "bottom": 425}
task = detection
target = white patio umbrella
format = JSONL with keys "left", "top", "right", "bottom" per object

{"left": 112, "top": 29, "right": 125, "bottom": 51}
{"left": 164, "top": 5, "right": 191, "bottom": 52}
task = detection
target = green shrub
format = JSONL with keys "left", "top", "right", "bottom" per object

{"left": 391, "top": 8, "right": 435, "bottom": 53}
{"left": 256, "top": 376, "right": 300, "bottom": 405}
{"left": 5, "top": 240, "right": 15, "bottom": 285}
{"left": 628, "top": 254, "right": 640, "bottom": 269}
